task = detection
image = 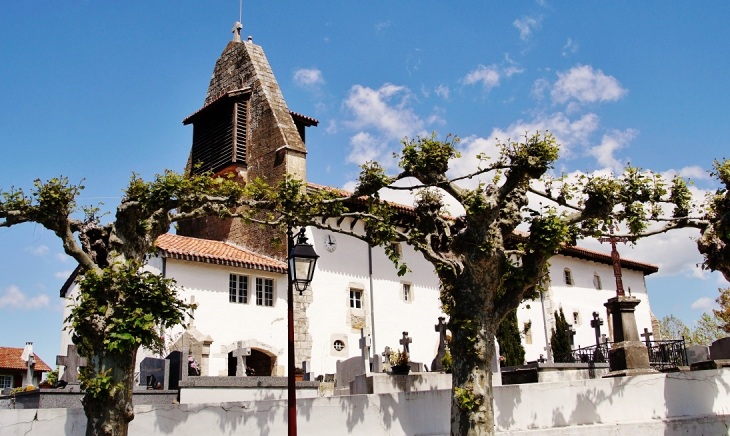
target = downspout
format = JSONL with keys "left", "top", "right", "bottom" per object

{"left": 368, "top": 244, "right": 378, "bottom": 371}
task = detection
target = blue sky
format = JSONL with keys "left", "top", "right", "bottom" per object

{"left": 1, "top": 1, "right": 728, "bottom": 365}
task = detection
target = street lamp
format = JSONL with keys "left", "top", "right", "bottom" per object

{"left": 287, "top": 227, "right": 319, "bottom": 436}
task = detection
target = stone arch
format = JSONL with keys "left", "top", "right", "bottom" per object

{"left": 222, "top": 339, "right": 284, "bottom": 376}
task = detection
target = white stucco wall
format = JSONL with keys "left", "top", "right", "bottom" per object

{"left": 4, "top": 369, "right": 730, "bottom": 436}
{"left": 57, "top": 231, "right": 658, "bottom": 376}
{"left": 305, "top": 225, "right": 443, "bottom": 376}
{"left": 517, "top": 254, "right": 655, "bottom": 363}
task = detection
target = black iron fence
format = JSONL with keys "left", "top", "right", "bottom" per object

{"left": 553, "top": 338, "right": 688, "bottom": 369}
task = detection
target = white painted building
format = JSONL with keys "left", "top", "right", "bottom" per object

{"left": 59, "top": 26, "right": 660, "bottom": 379}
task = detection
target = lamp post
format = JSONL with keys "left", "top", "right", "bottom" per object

{"left": 287, "top": 227, "right": 319, "bottom": 436}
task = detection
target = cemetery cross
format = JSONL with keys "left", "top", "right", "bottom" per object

{"left": 56, "top": 344, "right": 88, "bottom": 384}
{"left": 400, "top": 331, "right": 412, "bottom": 354}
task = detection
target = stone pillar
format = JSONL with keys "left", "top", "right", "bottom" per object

{"left": 604, "top": 296, "right": 657, "bottom": 376}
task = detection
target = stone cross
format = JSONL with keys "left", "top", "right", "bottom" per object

{"left": 590, "top": 312, "right": 604, "bottom": 347}
{"left": 232, "top": 21, "right": 243, "bottom": 43}
{"left": 565, "top": 325, "right": 576, "bottom": 347}
{"left": 359, "top": 329, "right": 371, "bottom": 375}
{"left": 57, "top": 344, "right": 87, "bottom": 384}
{"left": 399, "top": 331, "right": 412, "bottom": 354}
{"left": 381, "top": 346, "right": 392, "bottom": 372}
{"left": 598, "top": 227, "right": 631, "bottom": 297}
{"left": 641, "top": 328, "right": 653, "bottom": 348}
{"left": 231, "top": 342, "right": 251, "bottom": 377}
{"left": 435, "top": 317, "right": 448, "bottom": 351}
{"left": 188, "top": 295, "right": 196, "bottom": 328}
{"left": 20, "top": 342, "right": 35, "bottom": 387}
{"left": 601, "top": 334, "right": 608, "bottom": 345}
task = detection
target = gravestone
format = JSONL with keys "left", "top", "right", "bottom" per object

{"left": 335, "top": 356, "right": 362, "bottom": 388}
{"left": 590, "top": 312, "right": 604, "bottom": 347}
{"left": 686, "top": 345, "right": 711, "bottom": 365}
{"left": 400, "top": 332, "right": 412, "bottom": 354}
{"left": 230, "top": 342, "right": 252, "bottom": 376}
{"left": 710, "top": 337, "right": 730, "bottom": 360}
{"left": 431, "top": 317, "right": 449, "bottom": 372}
{"left": 57, "top": 344, "right": 87, "bottom": 384}
{"left": 381, "top": 346, "right": 392, "bottom": 373}
{"left": 640, "top": 328, "right": 653, "bottom": 347}
{"left": 359, "top": 329, "right": 371, "bottom": 374}
{"left": 139, "top": 357, "right": 167, "bottom": 389}
{"left": 565, "top": 325, "right": 576, "bottom": 347}
{"left": 166, "top": 351, "right": 183, "bottom": 390}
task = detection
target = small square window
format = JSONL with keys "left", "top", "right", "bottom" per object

{"left": 593, "top": 273, "right": 602, "bottom": 290}
{"left": 350, "top": 289, "right": 362, "bottom": 309}
{"left": 403, "top": 283, "right": 411, "bottom": 302}
{"left": 229, "top": 274, "right": 249, "bottom": 304}
{"left": 564, "top": 268, "right": 573, "bottom": 286}
{"left": 256, "top": 278, "right": 274, "bottom": 307}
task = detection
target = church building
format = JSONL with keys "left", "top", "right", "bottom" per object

{"left": 60, "top": 24, "right": 660, "bottom": 379}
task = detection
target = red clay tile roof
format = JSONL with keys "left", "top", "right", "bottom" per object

{"left": 0, "top": 348, "right": 51, "bottom": 372}
{"left": 156, "top": 233, "right": 287, "bottom": 274}
{"left": 290, "top": 111, "right": 319, "bottom": 126}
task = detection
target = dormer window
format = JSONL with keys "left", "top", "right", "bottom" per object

{"left": 564, "top": 268, "right": 574, "bottom": 286}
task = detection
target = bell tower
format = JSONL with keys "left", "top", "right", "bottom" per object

{"left": 177, "top": 23, "right": 318, "bottom": 260}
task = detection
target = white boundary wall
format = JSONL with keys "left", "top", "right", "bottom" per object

{"left": 3, "top": 369, "right": 729, "bottom": 436}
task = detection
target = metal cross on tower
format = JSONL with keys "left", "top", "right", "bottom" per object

{"left": 598, "top": 226, "right": 632, "bottom": 297}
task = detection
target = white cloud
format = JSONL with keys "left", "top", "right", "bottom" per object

{"left": 434, "top": 84, "right": 450, "bottom": 100}
{"left": 376, "top": 21, "right": 392, "bottom": 33}
{"left": 532, "top": 78, "right": 550, "bottom": 100}
{"left": 691, "top": 297, "right": 716, "bottom": 310}
{"left": 513, "top": 16, "right": 541, "bottom": 41}
{"left": 562, "top": 38, "right": 579, "bottom": 56}
{"left": 55, "top": 252, "right": 71, "bottom": 263}
{"left": 25, "top": 245, "right": 49, "bottom": 256}
{"left": 325, "top": 120, "right": 337, "bottom": 134}
{"left": 588, "top": 129, "right": 637, "bottom": 173}
{"left": 0, "top": 285, "right": 50, "bottom": 310}
{"left": 551, "top": 65, "right": 627, "bottom": 104}
{"left": 343, "top": 84, "right": 424, "bottom": 140}
{"left": 54, "top": 270, "right": 73, "bottom": 280}
{"left": 293, "top": 68, "right": 325, "bottom": 88}
{"left": 346, "top": 132, "right": 388, "bottom": 165}
{"left": 674, "top": 166, "right": 711, "bottom": 181}
{"left": 463, "top": 65, "right": 501, "bottom": 91}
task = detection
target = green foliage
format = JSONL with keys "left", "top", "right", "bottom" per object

{"left": 399, "top": 133, "right": 460, "bottom": 178}
{"left": 441, "top": 350, "right": 452, "bottom": 373}
{"left": 389, "top": 350, "right": 410, "bottom": 366}
{"left": 550, "top": 308, "right": 572, "bottom": 358}
{"left": 496, "top": 310, "right": 526, "bottom": 367}
{"left": 80, "top": 368, "right": 121, "bottom": 400}
{"left": 454, "top": 385, "right": 483, "bottom": 413}
{"left": 66, "top": 260, "right": 193, "bottom": 357}
{"left": 715, "top": 287, "right": 730, "bottom": 334}
{"left": 699, "top": 159, "right": 730, "bottom": 280}
{"left": 659, "top": 315, "right": 692, "bottom": 341}
{"left": 45, "top": 367, "right": 59, "bottom": 386}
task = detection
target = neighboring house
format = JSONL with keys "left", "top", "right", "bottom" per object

{"left": 0, "top": 347, "right": 51, "bottom": 389}
{"left": 59, "top": 24, "right": 660, "bottom": 378}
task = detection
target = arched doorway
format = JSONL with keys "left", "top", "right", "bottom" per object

{"left": 227, "top": 349, "right": 275, "bottom": 376}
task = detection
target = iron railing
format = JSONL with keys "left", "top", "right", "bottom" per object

{"left": 553, "top": 338, "right": 688, "bottom": 369}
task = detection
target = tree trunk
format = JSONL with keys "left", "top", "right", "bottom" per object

{"left": 82, "top": 349, "right": 137, "bottom": 436}
{"left": 450, "top": 308, "right": 498, "bottom": 435}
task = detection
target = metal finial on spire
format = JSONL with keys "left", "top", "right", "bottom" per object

{"left": 232, "top": 21, "right": 243, "bottom": 43}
